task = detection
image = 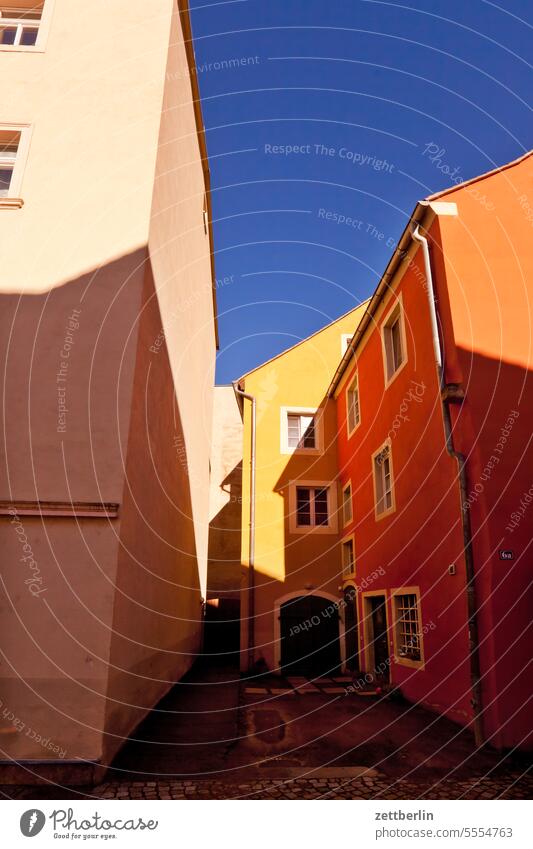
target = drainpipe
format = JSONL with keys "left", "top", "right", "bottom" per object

{"left": 233, "top": 384, "right": 256, "bottom": 672}
{"left": 412, "top": 225, "right": 484, "bottom": 748}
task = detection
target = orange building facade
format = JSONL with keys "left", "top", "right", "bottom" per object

{"left": 332, "top": 151, "right": 533, "bottom": 751}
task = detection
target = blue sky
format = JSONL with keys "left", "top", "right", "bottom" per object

{"left": 189, "top": 0, "right": 532, "bottom": 384}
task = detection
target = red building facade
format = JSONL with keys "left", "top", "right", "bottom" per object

{"left": 331, "top": 152, "right": 533, "bottom": 751}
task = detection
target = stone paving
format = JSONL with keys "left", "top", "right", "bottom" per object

{"left": 3, "top": 769, "right": 532, "bottom": 800}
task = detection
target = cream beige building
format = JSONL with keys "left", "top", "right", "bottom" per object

{"left": 0, "top": 0, "right": 217, "bottom": 782}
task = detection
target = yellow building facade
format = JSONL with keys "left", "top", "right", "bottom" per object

{"left": 235, "top": 304, "right": 367, "bottom": 676}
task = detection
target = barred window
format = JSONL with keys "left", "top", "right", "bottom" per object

{"left": 394, "top": 593, "right": 421, "bottom": 662}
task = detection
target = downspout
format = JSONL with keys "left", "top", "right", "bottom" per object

{"left": 412, "top": 225, "right": 484, "bottom": 748}
{"left": 233, "top": 385, "right": 256, "bottom": 672}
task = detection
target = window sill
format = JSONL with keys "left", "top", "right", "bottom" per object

{"left": 290, "top": 524, "right": 337, "bottom": 535}
{"left": 281, "top": 447, "right": 321, "bottom": 456}
{"left": 383, "top": 357, "right": 408, "bottom": 390}
{"left": 394, "top": 655, "right": 423, "bottom": 670}
{"left": 0, "top": 45, "right": 45, "bottom": 53}
{"left": 0, "top": 197, "right": 24, "bottom": 209}
{"left": 374, "top": 505, "right": 395, "bottom": 522}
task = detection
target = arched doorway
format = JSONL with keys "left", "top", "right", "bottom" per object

{"left": 278, "top": 594, "right": 341, "bottom": 676}
{"left": 343, "top": 585, "right": 359, "bottom": 672}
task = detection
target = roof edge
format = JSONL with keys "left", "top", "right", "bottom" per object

{"left": 427, "top": 148, "right": 533, "bottom": 202}
{"left": 327, "top": 201, "right": 431, "bottom": 396}
{"left": 178, "top": 0, "right": 219, "bottom": 349}
{"left": 235, "top": 299, "right": 371, "bottom": 384}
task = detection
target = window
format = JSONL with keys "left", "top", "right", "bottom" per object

{"left": 373, "top": 442, "right": 394, "bottom": 517}
{"left": 346, "top": 373, "right": 360, "bottom": 434}
{"left": 393, "top": 592, "right": 422, "bottom": 663}
{"left": 296, "top": 486, "right": 329, "bottom": 527}
{"left": 341, "top": 537, "right": 355, "bottom": 578}
{"left": 0, "top": 129, "right": 20, "bottom": 197}
{"left": 280, "top": 407, "right": 322, "bottom": 454}
{"left": 382, "top": 300, "right": 406, "bottom": 383}
{"left": 0, "top": 3, "right": 44, "bottom": 47}
{"left": 287, "top": 413, "right": 316, "bottom": 449}
{"left": 341, "top": 333, "right": 353, "bottom": 355}
{"left": 342, "top": 481, "right": 352, "bottom": 525}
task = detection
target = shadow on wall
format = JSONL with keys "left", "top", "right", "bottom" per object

{"left": 0, "top": 247, "right": 206, "bottom": 776}
{"left": 205, "top": 461, "right": 242, "bottom": 660}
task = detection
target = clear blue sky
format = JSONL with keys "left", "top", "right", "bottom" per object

{"left": 189, "top": 0, "right": 532, "bottom": 384}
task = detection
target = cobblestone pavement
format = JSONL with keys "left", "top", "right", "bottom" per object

{"left": 3, "top": 770, "right": 532, "bottom": 800}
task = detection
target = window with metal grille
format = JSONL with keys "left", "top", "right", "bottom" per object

{"left": 296, "top": 486, "right": 329, "bottom": 527}
{"left": 394, "top": 593, "right": 421, "bottom": 661}
{"left": 0, "top": 129, "right": 20, "bottom": 197}
{"left": 341, "top": 537, "right": 354, "bottom": 577}
{"left": 374, "top": 444, "right": 393, "bottom": 515}
{"left": 383, "top": 303, "right": 405, "bottom": 380}
{"left": 287, "top": 413, "right": 316, "bottom": 449}
{"left": 0, "top": 3, "right": 44, "bottom": 47}
{"left": 347, "top": 374, "right": 360, "bottom": 433}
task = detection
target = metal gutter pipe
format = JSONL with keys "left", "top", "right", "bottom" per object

{"left": 411, "top": 225, "right": 484, "bottom": 748}
{"left": 233, "top": 383, "right": 256, "bottom": 672}
{"left": 412, "top": 225, "right": 442, "bottom": 372}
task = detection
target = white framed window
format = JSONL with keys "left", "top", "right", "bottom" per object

{"left": 296, "top": 486, "right": 328, "bottom": 526}
{"left": 372, "top": 440, "right": 395, "bottom": 519}
{"left": 392, "top": 588, "right": 424, "bottom": 667}
{"left": 288, "top": 413, "right": 315, "bottom": 449}
{"left": 341, "top": 535, "right": 355, "bottom": 578}
{"left": 341, "top": 333, "right": 353, "bottom": 355}
{"left": 0, "top": 124, "right": 31, "bottom": 207}
{"left": 288, "top": 480, "right": 337, "bottom": 534}
{"left": 381, "top": 295, "right": 407, "bottom": 385}
{"left": 346, "top": 372, "right": 360, "bottom": 435}
{"left": 280, "top": 406, "right": 322, "bottom": 455}
{"left": 0, "top": 2, "right": 53, "bottom": 52}
{"left": 341, "top": 480, "right": 352, "bottom": 526}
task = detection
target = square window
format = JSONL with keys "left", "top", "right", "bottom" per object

{"left": 341, "top": 333, "right": 353, "bottom": 355}
{"left": 295, "top": 486, "right": 329, "bottom": 527}
{"left": 286, "top": 413, "right": 316, "bottom": 450}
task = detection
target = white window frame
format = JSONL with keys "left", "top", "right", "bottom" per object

{"left": 346, "top": 371, "right": 361, "bottom": 436}
{"left": 372, "top": 439, "right": 395, "bottom": 520}
{"left": 288, "top": 479, "right": 338, "bottom": 535}
{"left": 0, "top": 123, "right": 32, "bottom": 208}
{"left": 340, "top": 333, "right": 353, "bottom": 355}
{"left": 341, "top": 479, "right": 353, "bottom": 526}
{"left": 0, "top": 1, "right": 54, "bottom": 53}
{"left": 381, "top": 293, "right": 407, "bottom": 388}
{"left": 341, "top": 533, "right": 355, "bottom": 579}
{"left": 391, "top": 587, "right": 425, "bottom": 668}
{"left": 280, "top": 406, "right": 322, "bottom": 455}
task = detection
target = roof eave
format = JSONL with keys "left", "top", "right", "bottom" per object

{"left": 327, "top": 200, "right": 432, "bottom": 397}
